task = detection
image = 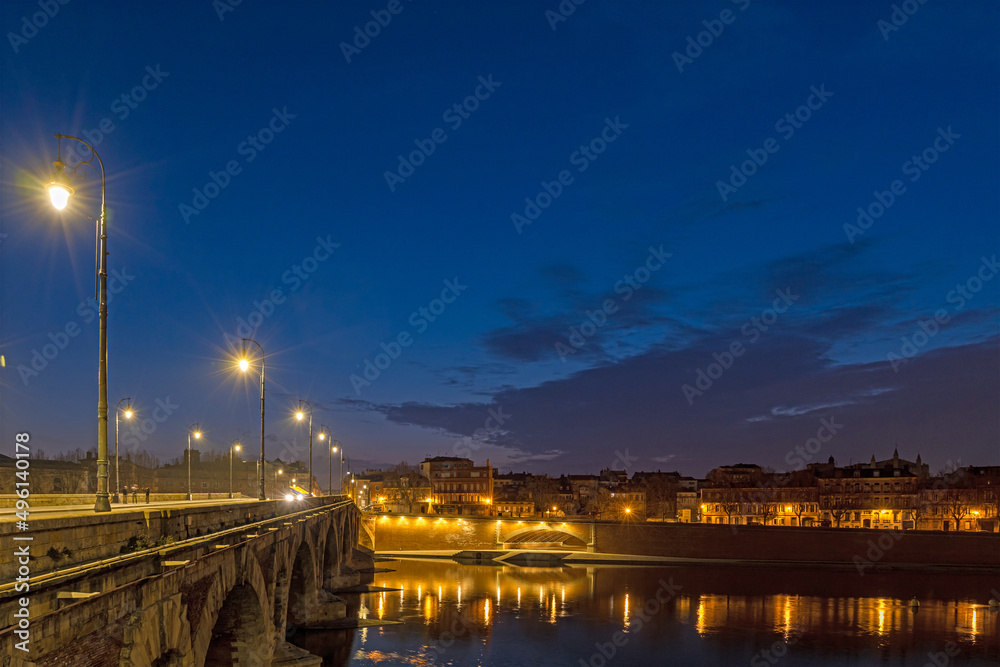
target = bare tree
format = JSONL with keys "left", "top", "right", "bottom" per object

{"left": 638, "top": 476, "right": 679, "bottom": 521}
{"left": 715, "top": 487, "right": 744, "bottom": 525}
{"left": 588, "top": 488, "right": 615, "bottom": 519}
{"left": 791, "top": 503, "right": 808, "bottom": 526}
{"left": 824, "top": 497, "right": 853, "bottom": 527}
{"left": 756, "top": 500, "right": 778, "bottom": 526}
{"left": 519, "top": 475, "right": 560, "bottom": 514}
{"left": 938, "top": 488, "right": 971, "bottom": 531}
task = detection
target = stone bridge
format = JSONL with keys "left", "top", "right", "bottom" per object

{"left": 0, "top": 498, "right": 373, "bottom": 666}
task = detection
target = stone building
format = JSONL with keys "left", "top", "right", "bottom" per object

{"left": 421, "top": 456, "right": 495, "bottom": 516}
{"left": 0, "top": 455, "right": 90, "bottom": 494}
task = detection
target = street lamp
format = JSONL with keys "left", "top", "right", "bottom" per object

{"left": 229, "top": 440, "right": 241, "bottom": 499}
{"left": 113, "top": 397, "right": 132, "bottom": 503}
{"left": 237, "top": 338, "right": 266, "bottom": 500}
{"left": 186, "top": 423, "right": 201, "bottom": 501}
{"left": 45, "top": 134, "right": 113, "bottom": 513}
{"left": 334, "top": 440, "right": 343, "bottom": 495}
{"left": 318, "top": 426, "right": 337, "bottom": 496}
{"left": 295, "top": 400, "right": 313, "bottom": 496}
{"left": 275, "top": 468, "right": 283, "bottom": 498}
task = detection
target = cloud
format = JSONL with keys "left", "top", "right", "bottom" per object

{"left": 344, "top": 335, "right": 999, "bottom": 477}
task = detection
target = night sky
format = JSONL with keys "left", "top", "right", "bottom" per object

{"left": 1, "top": 1, "right": 997, "bottom": 479}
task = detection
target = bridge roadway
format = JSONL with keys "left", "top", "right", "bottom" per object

{"left": 0, "top": 496, "right": 375, "bottom": 666}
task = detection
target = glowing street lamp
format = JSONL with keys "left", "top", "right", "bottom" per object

{"left": 113, "top": 397, "right": 132, "bottom": 503}
{"left": 319, "top": 426, "right": 338, "bottom": 495}
{"left": 186, "top": 424, "right": 201, "bottom": 501}
{"left": 295, "top": 400, "right": 313, "bottom": 496}
{"left": 236, "top": 338, "right": 266, "bottom": 500}
{"left": 229, "top": 440, "right": 241, "bottom": 499}
{"left": 45, "top": 134, "right": 113, "bottom": 512}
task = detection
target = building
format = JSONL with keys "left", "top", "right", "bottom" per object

{"left": 701, "top": 485, "right": 820, "bottom": 526}
{"left": 813, "top": 451, "right": 926, "bottom": 529}
{"left": 705, "top": 463, "right": 764, "bottom": 487}
{"left": 369, "top": 471, "right": 432, "bottom": 513}
{"left": 421, "top": 456, "right": 495, "bottom": 516}
{"left": 0, "top": 455, "right": 90, "bottom": 494}
{"left": 676, "top": 491, "right": 700, "bottom": 522}
{"left": 493, "top": 485, "right": 534, "bottom": 517}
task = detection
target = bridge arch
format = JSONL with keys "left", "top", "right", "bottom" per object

{"left": 341, "top": 512, "right": 353, "bottom": 562}
{"left": 118, "top": 592, "right": 192, "bottom": 666}
{"left": 200, "top": 549, "right": 272, "bottom": 666}
{"left": 196, "top": 549, "right": 272, "bottom": 666}
{"left": 286, "top": 535, "right": 319, "bottom": 627}
{"left": 500, "top": 524, "right": 588, "bottom": 549}
{"left": 359, "top": 518, "right": 375, "bottom": 551}
{"left": 323, "top": 523, "right": 341, "bottom": 588}
{"left": 203, "top": 581, "right": 269, "bottom": 666}
{"left": 272, "top": 556, "right": 290, "bottom": 638}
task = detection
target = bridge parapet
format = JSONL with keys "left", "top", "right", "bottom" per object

{"left": 0, "top": 497, "right": 346, "bottom": 582}
{"left": 0, "top": 499, "right": 369, "bottom": 665}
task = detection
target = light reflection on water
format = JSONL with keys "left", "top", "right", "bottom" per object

{"left": 288, "top": 558, "right": 999, "bottom": 666}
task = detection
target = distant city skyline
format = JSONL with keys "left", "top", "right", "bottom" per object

{"left": 2, "top": 1, "right": 997, "bottom": 480}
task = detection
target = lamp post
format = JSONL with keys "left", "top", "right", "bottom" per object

{"left": 318, "top": 426, "right": 334, "bottom": 495}
{"left": 45, "top": 134, "right": 112, "bottom": 512}
{"left": 229, "top": 440, "right": 241, "bottom": 499}
{"left": 113, "top": 398, "right": 132, "bottom": 503}
{"left": 237, "top": 339, "right": 266, "bottom": 500}
{"left": 186, "top": 424, "right": 201, "bottom": 501}
{"left": 335, "top": 441, "right": 343, "bottom": 495}
{"left": 275, "top": 468, "right": 283, "bottom": 498}
{"left": 295, "top": 400, "right": 313, "bottom": 496}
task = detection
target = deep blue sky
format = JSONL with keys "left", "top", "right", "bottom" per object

{"left": 2, "top": 1, "right": 997, "bottom": 479}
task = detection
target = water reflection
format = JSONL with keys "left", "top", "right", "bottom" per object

{"left": 289, "top": 558, "right": 999, "bottom": 666}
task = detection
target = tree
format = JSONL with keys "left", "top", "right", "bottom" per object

{"left": 638, "top": 476, "right": 679, "bottom": 521}
{"left": 824, "top": 497, "right": 853, "bottom": 527}
{"left": 938, "top": 488, "right": 971, "bottom": 531}
{"left": 519, "top": 475, "right": 560, "bottom": 514}
{"left": 383, "top": 470, "right": 430, "bottom": 513}
{"left": 588, "top": 488, "right": 610, "bottom": 519}
{"left": 755, "top": 500, "right": 778, "bottom": 526}
{"left": 715, "top": 487, "right": 744, "bottom": 525}
{"left": 791, "top": 503, "right": 808, "bottom": 526}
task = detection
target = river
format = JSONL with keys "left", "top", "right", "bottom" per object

{"left": 288, "top": 557, "right": 999, "bottom": 666}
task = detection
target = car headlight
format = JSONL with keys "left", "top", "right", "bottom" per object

{"left": 285, "top": 494, "right": 294, "bottom": 501}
